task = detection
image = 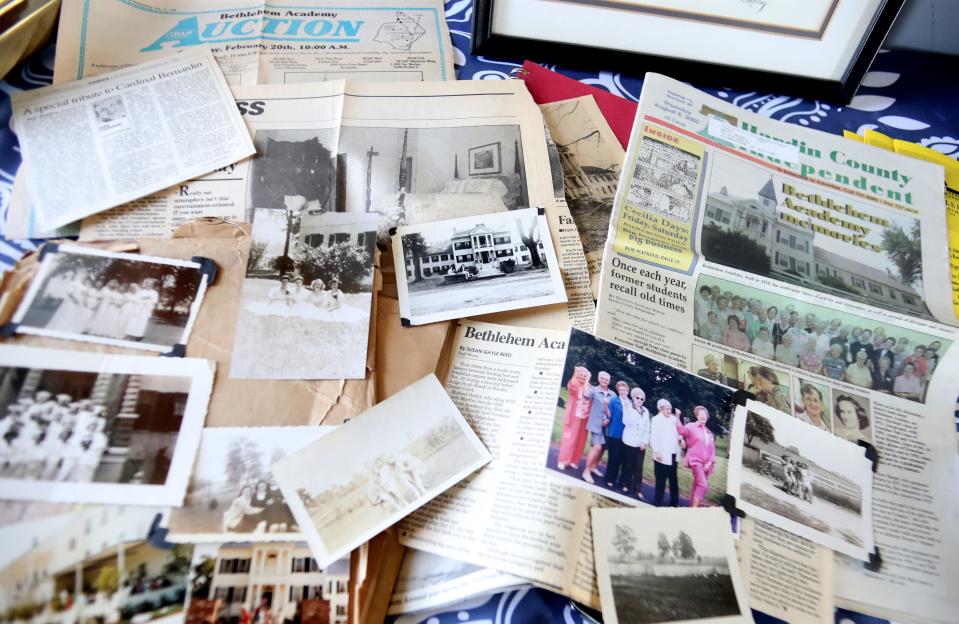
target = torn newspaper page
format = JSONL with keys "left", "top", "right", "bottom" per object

{"left": 11, "top": 47, "right": 254, "bottom": 230}
{"left": 727, "top": 400, "right": 874, "bottom": 561}
{"left": 54, "top": 0, "right": 455, "bottom": 85}
{"left": 593, "top": 72, "right": 959, "bottom": 624}
{"left": 9, "top": 244, "right": 210, "bottom": 353}
{"left": 540, "top": 95, "right": 626, "bottom": 298}
{"left": 736, "top": 517, "right": 834, "bottom": 624}
{"left": 547, "top": 327, "right": 736, "bottom": 509}
{"left": 166, "top": 425, "right": 334, "bottom": 542}
{"left": 185, "top": 542, "right": 350, "bottom": 624}
{"left": 592, "top": 507, "right": 753, "bottom": 624}
{"left": 400, "top": 320, "right": 623, "bottom": 609}
{"left": 273, "top": 374, "right": 491, "bottom": 567}
{"left": 387, "top": 549, "right": 528, "bottom": 615}
{"left": 393, "top": 208, "right": 567, "bottom": 325}
{"left": 0, "top": 345, "right": 213, "bottom": 506}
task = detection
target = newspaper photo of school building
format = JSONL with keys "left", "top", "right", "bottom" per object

{"left": 700, "top": 152, "right": 930, "bottom": 318}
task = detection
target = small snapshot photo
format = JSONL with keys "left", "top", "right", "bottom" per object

{"left": 0, "top": 345, "right": 213, "bottom": 506}
{"left": 185, "top": 541, "right": 350, "bottom": 624}
{"left": 231, "top": 206, "right": 374, "bottom": 380}
{"left": 166, "top": 426, "right": 333, "bottom": 542}
{"left": 591, "top": 507, "right": 751, "bottom": 624}
{"left": 92, "top": 95, "right": 131, "bottom": 134}
{"left": 738, "top": 361, "right": 792, "bottom": 415}
{"left": 727, "top": 401, "right": 874, "bottom": 560}
{"left": 11, "top": 244, "right": 209, "bottom": 353}
{"left": 546, "top": 328, "right": 736, "bottom": 509}
{"left": 272, "top": 374, "right": 490, "bottom": 567}
{"left": 0, "top": 507, "right": 193, "bottom": 624}
{"left": 392, "top": 208, "right": 566, "bottom": 325}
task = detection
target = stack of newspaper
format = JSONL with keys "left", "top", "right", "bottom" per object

{"left": 0, "top": 3, "right": 956, "bottom": 624}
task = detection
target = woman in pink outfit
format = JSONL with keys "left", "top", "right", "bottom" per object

{"left": 676, "top": 405, "right": 716, "bottom": 507}
{"left": 557, "top": 366, "right": 592, "bottom": 470}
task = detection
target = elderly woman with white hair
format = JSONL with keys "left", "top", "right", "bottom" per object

{"left": 696, "top": 354, "right": 725, "bottom": 384}
{"left": 650, "top": 398, "right": 682, "bottom": 507}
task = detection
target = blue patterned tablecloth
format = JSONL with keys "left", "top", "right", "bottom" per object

{"left": 1, "top": 2, "right": 957, "bottom": 623}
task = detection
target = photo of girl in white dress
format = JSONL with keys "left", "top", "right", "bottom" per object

{"left": 11, "top": 245, "right": 208, "bottom": 352}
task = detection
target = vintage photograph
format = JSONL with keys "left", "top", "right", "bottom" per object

{"left": 167, "top": 426, "right": 333, "bottom": 542}
{"left": 592, "top": 507, "right": 750, "bottom": 624}
{"left": 832, "top": 392, "right": 872, "bottom": 445}
{"left": 691, "top": 346, "right": 796, "bottom": 416}
{"left": 728, "top": 401, "right": 874, "bottom": 560}
{"left": 185, "top": 542, "right": 349, "bottom": 624}
{"left": 393, "top": 208, "right": 566, "bottom": 325}
{"left": 546, "top": 328, "right": 736, "bottom": 509}
{"left": 700, "top": 151, "right": 933, "bottom": 319}
{"left": 0, "top": 507, "right": 192, "bottom": 624}
{"left": 0, "top": 345, "right": 212, "bottom": 506}
{"left": 791, "top": 377, "right": 832, "bottom": 433}
{"left": 92, "top": 96, "right": 131, "bottom": 134}
{"left": 540, "top": 96, "right": 624, "bottom": 265}
{"left": 231, "top": 205, "right": 374, "bottom": 380}
{"left": 272, "top": 374, "right": 490, "bottom": 567}
{"left": 336, "top": 124, "right": 531, "bottom": 231}
{"left": 11, "top": 245, "right": 208, "bottom": 353}
{"left": 626, "top": 133, "right": 702, "bottom": 224}
{"left": 693, "top": 274, "right": 949, "bottom": 404}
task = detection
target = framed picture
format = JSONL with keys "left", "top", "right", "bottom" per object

{"left": 472, "top": 0, "right": 906, "bottom": 102}
{"left": 469, "top": 142, "right": 502, "bottom": 175}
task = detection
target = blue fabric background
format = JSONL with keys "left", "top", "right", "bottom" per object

{"left": 1, "top": 3, "right": 956, "bottom": 622}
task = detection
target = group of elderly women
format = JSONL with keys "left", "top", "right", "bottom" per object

{"left": 555, "top": 366, "right": 718, "bottom": 508}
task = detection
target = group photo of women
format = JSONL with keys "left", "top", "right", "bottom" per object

{"left": 546, "top": 330, "right": 736, "bottom": 508}
{"left": 694, "top": 277, "right": 949, "bottom": 404}
{"left": 15, "top": 248, "right": 205, "bottom": 348}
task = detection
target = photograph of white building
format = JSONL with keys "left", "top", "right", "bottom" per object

{"left": 0, "top": 506, "right": 189, "bottom": 624}
{"left": 187, "top": 542, "right": 349, "bottom": 624}
{"left": 700, "top": 153, "right": 928, "bottom": 318}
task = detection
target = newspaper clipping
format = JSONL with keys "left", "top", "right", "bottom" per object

{"left": 593, "top": 73, "right": 959, "bottom": 624}
{"left": 11, "top": 47, "right": 255, "bottom": 230}
{"left": 55, "top": 0, "right": 455, "bottom": 85}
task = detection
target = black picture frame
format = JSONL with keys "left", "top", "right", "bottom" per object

{"left": 471, "top": 0, "right": 905, "bottom": 103}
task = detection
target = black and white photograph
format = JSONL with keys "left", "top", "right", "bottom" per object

{"left": 92, "top": 95, "right": 131, "bottom": 134}
{"left": 591, "top": 507, "right": 751, "bottom": 624}
{"left": 336, "top": 124, "right": 531, "bottom": 232}
{"left": 392, "top": 208, "right": 566, "bottom": 325}
{"left": 540, "top": 96, "right": 624, "bottom": 261}
{"left": 166, "top": 426, "right": 333, "bottom": 542}
{"left": 10, "top": 245, "right": 209, "bottom": 353}
{"left": 832, "top": 391, "right": 873, "bottom": 445}
{"left": 272, "top": 374, "right": 490, "bottom": 567}
{"left": 185, "top": 542, "right": 350, "bottom": 624}
{"left": 230, "top": 206, "right": 375, "bottom": 380}
{"left": 0, "top": 345, "right": 213, "bottom": 506}
{"left": 699, "top": 151, "right": 933, "bottom": 319}
{"left": 727, "top": 400, "right": 874, "bottom": 560}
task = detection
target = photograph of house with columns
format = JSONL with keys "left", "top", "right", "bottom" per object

{"left": 185, "top": 542, "right": 349, "bottom": 624}
{"left": 699, "top": 151, "right": 931, "bottom": 318}
{"left": 0, "top": 506, "right": 191, "bottom": 624}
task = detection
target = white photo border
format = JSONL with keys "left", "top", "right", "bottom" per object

{"left": 0, "top": 345, "right": 214, "bottom": 506}
{"left": 10, "top": 244, "right": 210, "bottom": 354}
{"left": 727, "top": 400, "right": 874, "bottom": 561}
{"left": 392, "top": 208, "right": 567, "bottom": 326}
